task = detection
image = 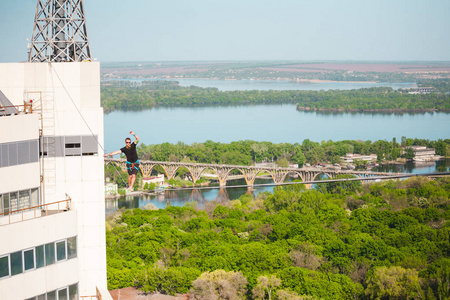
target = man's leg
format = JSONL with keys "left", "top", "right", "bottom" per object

{"left": 128, "top": 175, "right": 132, "bottom": 190}
{"left": 129, "top": 174, "right": 137, "bottom": 191}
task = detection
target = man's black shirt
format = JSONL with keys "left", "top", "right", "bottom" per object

{"left": 120, "top": 142, "right": 138, "bottom": 162}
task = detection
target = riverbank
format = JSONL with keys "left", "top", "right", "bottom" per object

{"left": 296, "top": 106, "right": 449, "bottom": 113}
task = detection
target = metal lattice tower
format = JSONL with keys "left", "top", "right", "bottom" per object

{"left": 28, "top": 0, "right": 91, "bottom": 62}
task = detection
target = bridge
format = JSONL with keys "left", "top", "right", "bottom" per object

{"left": 104, "top": 158, "right": 407, "bottom": 187}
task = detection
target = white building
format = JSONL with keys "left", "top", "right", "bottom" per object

{"left": 340, "top": 153, "right": 378, "bottom": 163}
{"left": 0, "top": 61, "right": 109, "bottom": 300}
{"left": 143, "top": 174, "right": 165, "bottom": 187}
{"left": 105, "top": 182, "right": 119, "bottom": 196}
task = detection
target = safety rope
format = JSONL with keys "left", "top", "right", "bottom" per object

{"left": 49, "top": 63, "right": 129, "bottom": 187}
{"left": 106, "top": 161, "right": 129, "bottom": 188}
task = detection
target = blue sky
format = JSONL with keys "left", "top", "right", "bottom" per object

{"left": 0, "top": 0, "right": 449, "bottom": 62}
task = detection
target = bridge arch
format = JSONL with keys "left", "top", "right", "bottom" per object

{"left": 312, "top": 172, "right": 334, "bottom": 182}
{"left": 186, "top": 165, "right": 208, "bottom": 183}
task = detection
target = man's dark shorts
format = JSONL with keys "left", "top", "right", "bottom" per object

{"left": 126, "top": 162, "right": 140, "bottom": 175}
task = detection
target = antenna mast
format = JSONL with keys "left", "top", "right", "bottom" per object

{"left": 28, "top": 0, "right": 92, "bottom": 62}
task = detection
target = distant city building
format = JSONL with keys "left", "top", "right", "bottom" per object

{"left": 407, "top": 146, "right": 439, "bottom": 162}
{"left": 105, "top": 182, "right": 119, "bottom": 196}
{"left": 143, "top": 174, "right": 165, "bottom": 186}
{"left": 341, "top": 153, "right": 377, "bottom": 163}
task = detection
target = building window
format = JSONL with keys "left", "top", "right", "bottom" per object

{"left": 68, "top": 283, "right": 78, "bottom": 300}
{"left": 1, "top": 187, "right": 40, "bottom": 216}
{"left": 31, "top": 188, "right": 39, "bottom": 207}
{"left": 67, "top": 237, "right": 77, "bottom": 259}
{"left": 24, "top": 248, "right": 35, "bottom": 271}
{"left": 46, "top": 290, "right": 56, "bottom": 300}
{"left": 45, "top": 242, "right": 55, "bottom": 266}
{"left": 56, "top": 240, "right": 67, "bottom": 261}
{"left": 65, "top": 143, "right": 81, "bottom": 149}
{"left": 57, "top": 287, "right": 68, "bottom": 300}
{"left": 10, "top": 251, "right": 23, "bottom": 276}
{"left": 0, "top": 237, "right": 77, "bottom": 280}
{"left": 0, "top": 255, "right": 9, "bottom": 278}
{"left": 19, "top": 190, "right": 30, "bottom": 210}
{"left": 35, "top": 245, "right": 44, "bottom": 269}
{"left": 26, "top": 283, "right": 78, "bottom": 300}
{"left": 1, "top": 194, "right": 9, "bottom": 214}
{"left": 10, "top": 192, "right": 18, "bottom": 212}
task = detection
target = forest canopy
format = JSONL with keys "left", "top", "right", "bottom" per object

{"left": 106, "top": 176, "right": 450, "bottom": 299}
{"left": 101, "top": 82, "right": 450, "bottom": 112}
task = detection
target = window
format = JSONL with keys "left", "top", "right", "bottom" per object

{"left": 47, "top": 290, "right": 56, "bottom": 300}
{"left": 2, "top": 194, "right": 9, "bottom": 214}
{"left": 0, "top": 255, "right": 9, "bottom": 278}
{"left": 0, "top": 237, "right": 76, "bottom": 279}
{"left": 25, "top": 284, "right": 77, "bottom": 300}
{"left": 45, "top": 242, "right": 55, "bottom": 266}
{"left": 31, "top": 188, "right": 39, "bottom": 207}
{"left": 64, "top": 136, "right": 81, "bottom": 156}
{"left": 24, "top": 248, "right": 35, "bottom": 271}
{"left": 19, "top": 190, "right": 30, "bottom": 210}
{"left": 56, "top": 240, "right": 67, "bottom": 261}
{"left": 67, "top": 237, "right": 77, "bottom": 259}
{"left": 10, "top": 192, "right": 18, "bottom": 212}
{"left": 65, "top": 143, "right": 81, "bottom": 149}
{"left": 10, "top": 251, "right": 23, "bottom": 276}
{"left": 68, "top": 283, "right": 78, "bottom": 300}
{"left": 35, "top": 245, "right": 44, "bottom": 269}
{"left": 57, "top": 288, "right": 68, "bottom": 300}
{"left": 0, "top": 188, "right": 39, "bottom": 216}
{"left": 25, "top": 295, "right": 45, "bottom": 300}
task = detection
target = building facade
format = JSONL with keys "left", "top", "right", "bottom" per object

{"left": 0, "top": 62, "right": 109, "bottom": 299}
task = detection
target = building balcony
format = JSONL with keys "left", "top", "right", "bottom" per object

{"left": 0, "top": 198, "right": 71, "bottom": 226}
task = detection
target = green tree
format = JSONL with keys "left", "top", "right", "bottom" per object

{"left": 252, "top": 275, "right": 282, "bottom": 300}
{"left": 404, "top": 147, "right": 415, "bottom": 160}
{"left": 190, "top": 270, "right": 248, "bottom": 300}
{"left": 365, "top": 266, "right": 424, "bottom": 299}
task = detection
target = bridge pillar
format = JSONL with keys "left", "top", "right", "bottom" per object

{"left": 304, "top": 184, "right": 313, "bottom": 190}
{"left": 243, "top": 168, "right": 259, "bottom": 186}
{"left": 189, "top": 166, "right": 205, "bottom": 184}
{"left": 215, "top": 166, "right": 230, "bottom": 188}
{"left": 163, "top": 164, "right": 179, "bottom": 180}
{"left": 271, "top": 170, "right": 289, "bottom": 184}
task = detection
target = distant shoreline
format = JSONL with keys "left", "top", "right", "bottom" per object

{"left": 296, "top": 106, "right": 450, "bottom": 113}
{"left": 295, "top": 78, "right": 378, "bottom": 84}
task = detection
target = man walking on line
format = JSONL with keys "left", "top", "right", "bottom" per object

{"left": 104, "top": 131, "right": 141, "bottom": 192}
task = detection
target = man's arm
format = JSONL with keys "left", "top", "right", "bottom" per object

{"left": 130, "top": 131, "right": 140, "bottom": 144}
{"left": 104, "top": 150, "right": 122, "bottom": 157}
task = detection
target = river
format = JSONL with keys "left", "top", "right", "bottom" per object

{"left": 104, "top": 106, "right": 450, "bottom": 153}
{"left": 103, "top": 79, "right": 449, "bottom": 213}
